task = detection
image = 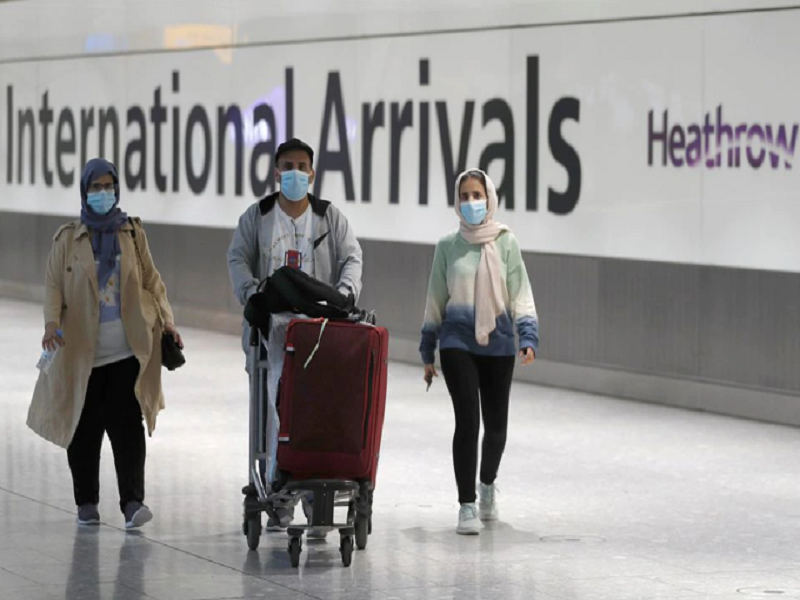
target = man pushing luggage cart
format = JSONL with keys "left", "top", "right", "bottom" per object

{"left": 241, "top": 267, "right": 389, "bottom": 567}
{"left": 226, "top": 138, "right": 374, "bottom": 566}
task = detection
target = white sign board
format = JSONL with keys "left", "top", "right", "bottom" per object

{"left": 1, "top": 10, "right": 799, "bottom": 272}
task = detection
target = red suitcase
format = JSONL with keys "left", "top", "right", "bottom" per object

{"left": 276, "top": 318, "right": 389, "bottom": 486}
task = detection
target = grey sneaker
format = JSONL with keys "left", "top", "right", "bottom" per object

{"left": 478, "top": 482, "right": 499, "bottom": 521}
{"left": 274, "top": 505, "right": 295, "bottom": 528}
{"left": 124, "top": 502, "right": 153, "bottom": 529}
{"left": 306, "top": 527, "right": 331, "bottom": 540}
{"left": 77, "top": 504, "right": 100, "bottom": 526}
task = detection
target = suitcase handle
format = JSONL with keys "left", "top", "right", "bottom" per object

{"left": 303, "top": 319, "right": 329, "bottom": 369}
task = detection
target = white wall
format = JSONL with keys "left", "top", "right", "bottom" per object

{"left": 1, "top": 1, "right": 799, "bottom": 272}
{"left": 2, "top": 0, "right": 798, "bottom": 60}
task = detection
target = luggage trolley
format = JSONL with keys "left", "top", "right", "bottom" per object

{"left": 241, "top": 315, "right": 379, "bottom": 568}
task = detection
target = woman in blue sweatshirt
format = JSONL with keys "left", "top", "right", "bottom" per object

{"left": 420, "top": 168, "right": 539, "bottom": 535}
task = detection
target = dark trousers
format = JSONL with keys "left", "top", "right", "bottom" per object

{"left": 440, "top": 350, "right": 515, "bottom": 504}
{"left": 67, "top": 356, "right": 145, "bottom": 512}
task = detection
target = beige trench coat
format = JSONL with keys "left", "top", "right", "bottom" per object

{"left": 28, "top": 218, "right": 175, "bottom": 449}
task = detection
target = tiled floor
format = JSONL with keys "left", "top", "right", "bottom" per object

{"left": 3, "top": 297, "right": 800, "bottom": 599}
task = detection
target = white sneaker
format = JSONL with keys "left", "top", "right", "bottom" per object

{"left": 456, "top": 503, "right": 480, "bottom": 535}
{"left": 478, "top": 482, "right": 499, "bottom": 521}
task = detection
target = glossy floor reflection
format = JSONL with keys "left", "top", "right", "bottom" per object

{"left": 4, "top": 297, "right": 800, "bottom": 599}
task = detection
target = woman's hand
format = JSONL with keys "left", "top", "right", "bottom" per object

{"left": 519, "top": 347, "right": 535, "bottom": 366}
{"left": 164, "top": 323, "right": 184, "bottom": 349}
{"left": 423, "top": 363, "right": 438, "bottom": 389}
{"left": 42, "top": 322, "right": 64, "bottom": 351}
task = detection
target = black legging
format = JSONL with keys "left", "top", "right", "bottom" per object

{"left": 67, "top": 356, "right": 145, "bottom": 512}
{"left": 440, "top": 349, "right": 515, "bottom": 504}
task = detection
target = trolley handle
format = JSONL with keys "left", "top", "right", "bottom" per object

{"left": 248, "top": 276, "right": 271, "bottom": 348}
{"left": 250, "top": 325, "right": 259, "bottom": 347}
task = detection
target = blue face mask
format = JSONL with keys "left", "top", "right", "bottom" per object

{"left": 87, "top": 190, "right": 117, "bottom": 215}
{"left": 280, "top": 170, "right": 310, "bottom": 202}
{"left": 460, "top": 200, "right": 488, "bottom": 225}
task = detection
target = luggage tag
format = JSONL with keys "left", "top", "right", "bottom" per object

{"left": 285, "top": 249, "right": 302, "bottom": 270}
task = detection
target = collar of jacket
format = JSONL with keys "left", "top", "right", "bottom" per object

{"left": 72, "top": 219, "right": 135, "bottom": 240}
{"left": 258, "top": 192, "right": 331, "bottom": 217}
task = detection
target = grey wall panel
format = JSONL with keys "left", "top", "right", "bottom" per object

{"left": 598, "top": 259, "right": 702, "bottom": 378}
{"left": 527, "top": 253, "right": 601, "bottom": 364}
{"left": 2, "top": 210, "right": 799, "bottom": 402}
{"left": 358, "top": 240, "right": 432, "bottom": 338}
{"left": 146, "top": 223, "right": 233, "bottom": 313}
{"left": 700, "top": 267, "right": 800, "bottom": 391}
{"left": 0, "top": 211, "right": 45, "bottom": 283}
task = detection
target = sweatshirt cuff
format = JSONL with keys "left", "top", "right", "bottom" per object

{"left": 244, "top": 279, "right": 259, "bottom": 302}
{"left": 420, "top": 330, "right": 438, "bottom": 365}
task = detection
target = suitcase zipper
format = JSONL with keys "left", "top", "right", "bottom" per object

{"left": 363, "top": 349, "right": 375, "bottom": 448}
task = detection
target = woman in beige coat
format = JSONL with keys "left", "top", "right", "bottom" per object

{"left": 28, "top": 158, "right": 182, "bottom": 529}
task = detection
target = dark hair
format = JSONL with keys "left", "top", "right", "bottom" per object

{"left": 459, "top": 169, "right": 487, "bottom": 196}
{"left": 276, "top": 138, "right": 314, "bottom": 166}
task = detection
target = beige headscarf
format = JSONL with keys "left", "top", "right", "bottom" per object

{"left": 454, "top": 169, "right": 509, "bottom": 346}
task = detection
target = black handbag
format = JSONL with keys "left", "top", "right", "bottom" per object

{"left": 130, "top": 222, "right": 186, "bottom": 371}
{"left": 159, "top": 330, "right": 186, "bottom": 371}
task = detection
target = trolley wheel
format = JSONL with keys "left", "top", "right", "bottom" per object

{"left": 246, "top": 514, "right": 261, "bottom": 551}
{"left": 367, "top": 490, "right": 374, "bottom": 534}
{"left": 289, "top": 537, "right": 302, "bottom": 568}
{"left": 340, "top": 535, "right": 354, "bottom": 567}
{"left": 355, "top": 514, "right": 369, "bottom": 550}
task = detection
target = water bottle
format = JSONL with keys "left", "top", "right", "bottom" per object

{"left": 36, "top": 329, "right": 63, "bottom": 373}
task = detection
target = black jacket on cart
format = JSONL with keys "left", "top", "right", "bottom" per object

{"left": 245, "top": 266, "right": 363, "bottom": 341}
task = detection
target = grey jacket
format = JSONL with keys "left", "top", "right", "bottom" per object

{"left": 227, "top": 192, "right": 363, "bottom": 352}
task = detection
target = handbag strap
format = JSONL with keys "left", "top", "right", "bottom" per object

{"left": 128, "top": 218, "right": 164, "bottom": 328}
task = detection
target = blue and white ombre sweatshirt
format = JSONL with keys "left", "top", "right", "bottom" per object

{"left": 419, "top": 227, "right": 539, "bottom": 365}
